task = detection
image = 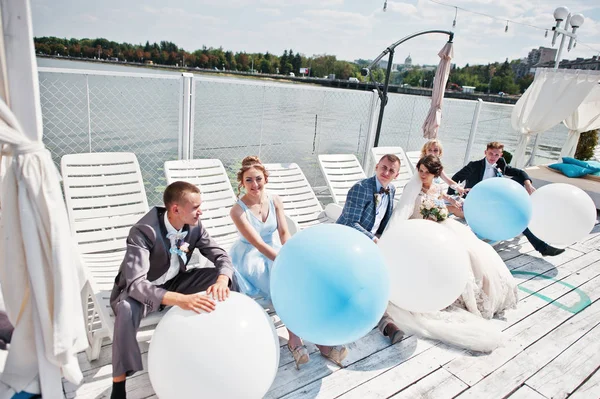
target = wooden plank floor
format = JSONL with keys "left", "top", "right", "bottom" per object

{"left": 64, "top": 223, "right": 600, "bottom": 399}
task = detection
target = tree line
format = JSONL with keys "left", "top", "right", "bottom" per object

{"left": 34, "top": 36, "right": 532, "bottom": 94}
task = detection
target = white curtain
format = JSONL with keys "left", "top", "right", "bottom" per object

{"left": 559, "top": 84, "right": 600, "bottom": 158}
{"left": 0, "top": 1, "right": 87, "bottom": 398}
{"left": 510, "top": 68, "right": 600, "bottom": 168}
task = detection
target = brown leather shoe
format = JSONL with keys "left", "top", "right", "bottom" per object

{"left": 384, "top": 323, "right": 404, "bottom": 344}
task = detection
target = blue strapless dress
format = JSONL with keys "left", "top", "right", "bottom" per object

{"left": 230, "top": 196, "right": 281, "bottom": 303}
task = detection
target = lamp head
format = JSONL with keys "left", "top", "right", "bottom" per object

{"left": 361, "top": 68, "right": 369, "bottom": 77}
{"left": 569, "top": 13, "right": 584, "bottom": 28}
{"left": 553, "top": 6, "right": 569, "bottom": 21}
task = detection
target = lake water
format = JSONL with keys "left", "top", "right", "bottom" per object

{"left": 37, "top": 57, "right": 568, "bottom": 206}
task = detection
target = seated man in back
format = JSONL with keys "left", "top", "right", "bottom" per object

{"left": 109, "top": 181, "right": 238, "bottom": 399}
{"left": 336, "top": 154, "right": 405, "bottom": 344}
{"left": 448, "top": 141, "right": 564, "bottom": 257}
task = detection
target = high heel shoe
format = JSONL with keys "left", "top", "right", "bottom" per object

{"left": 319, "top": 345, "right": 348, "bottom": 367}
{"left": 287, "top": 343, "right": 309, "bottom": 370}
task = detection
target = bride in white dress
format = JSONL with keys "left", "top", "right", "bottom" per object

{"left": 383, "top": 155, "right": 518, "bottom": 352}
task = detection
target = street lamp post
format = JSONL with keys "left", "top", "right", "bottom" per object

{"left": 528, "top": 6, "right": 584, "bottom": 166}
{"left": 361, "top": 30, "right": 454, "bottom": 147}
{"left": 551, "top": 6, "right": 584, "bottom": 70}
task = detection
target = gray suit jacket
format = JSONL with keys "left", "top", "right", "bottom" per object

{"left": 110, "top": 207, "right": 234, "bottom": 313}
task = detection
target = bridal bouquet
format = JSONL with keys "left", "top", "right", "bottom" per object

{"left": 420, "top": 198, "right": 449, "bottom": 222}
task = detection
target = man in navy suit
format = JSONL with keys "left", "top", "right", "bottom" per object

{"left": 449, "top": 141, "right": 565, "bottom": 257}
{"left": 337, "top": 154, "right": 404, "bottom": 344}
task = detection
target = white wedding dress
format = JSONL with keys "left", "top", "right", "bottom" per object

{"left": 383, "top": 174, "right": 518, "bottom": 352}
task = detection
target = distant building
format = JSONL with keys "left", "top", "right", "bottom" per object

{"left": 378, "top": 59, "right": 401, "bottom": 70}
{"left": 528, "top": 47, "right": 557, "bottom": 67}
{"left": 404, "top": 54, "right": 412, "bottom": 66}
{"left": 535, "top": 55, "right": 600, "bottom": 71}
{"left": 463, "top": 86, "right": 476, "bottom": 94}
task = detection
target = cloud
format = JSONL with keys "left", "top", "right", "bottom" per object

{"left": 257, "top": 7, "right": 282, "bottom": 16}
{"left": 269, "top": 0, "right": 344, "bottom": 7}
{"left": 386, "top": 2, "right": 419, "bottom": 15}
{"left": 142, "top": 6, "right": 221, "bottom": 25}
{"left": 303, "top": 9, "right": 372, "bottom": 30}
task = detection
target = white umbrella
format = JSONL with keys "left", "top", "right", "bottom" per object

{"left": 510, "top": 68, "right": 600, "bottom": 168}
{"left": 0, "top": 1, "right": 87, "bottom": 397}
{"left": 422, "top": 41, "right": 454, "bottom": 139}
{"left": 559, "top": 84, "right": 600, "bottom": 158}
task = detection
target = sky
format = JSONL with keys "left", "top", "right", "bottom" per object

{"left": 31, "top": 0, "right": 600, "bottom": 67}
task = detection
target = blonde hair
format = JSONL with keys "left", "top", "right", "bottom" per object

{"left": 420, "top": 139, "right": 444, "bottom": 158}
{"left": 236, "top": 156, "right": 269, "bottom": 196}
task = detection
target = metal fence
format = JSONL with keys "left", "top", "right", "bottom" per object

{"left": 38, "top": 67, "right": 570, "bottom": 206}
{"left": 375, "top": 92, "right": 569, "bottom": 173}
{"left": 192, "top": 76, "right": 375, "bottom": 192}
{"left": 39, "top": 68, "right": 182, "bottom": 206}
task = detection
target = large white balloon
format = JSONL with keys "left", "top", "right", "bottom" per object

{"left": 528, "top": 183, "right": 597, "bottom": 246}
{"left": 148, "top": 292, "right": 280, "bottom": 399}
{"left": 378, "top": 219, "right": 470, "bottom": 312}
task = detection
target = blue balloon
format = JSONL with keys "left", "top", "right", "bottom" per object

{"left": 464, "top": 177, "right": 532, "bottom": 241}
{"left": 270, "top": 224, "right": 389, "bottom": 346}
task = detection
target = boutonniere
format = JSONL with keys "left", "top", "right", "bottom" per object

{"left": 496, "top": 167, "right": 503, "bottom": 177}
{"left": 374, "top": 193, "right": 381, "bottom": 208}
{"left": 178, "top": 241, "right": 190, "bottom": 253}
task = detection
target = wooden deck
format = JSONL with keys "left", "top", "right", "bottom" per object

{"left": 64, "top": 224, "right": 600, "bottom": 399}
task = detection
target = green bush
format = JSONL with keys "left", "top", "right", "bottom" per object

{"left": 574, "top": 129, "right": 599, "bottom": 161}
{"left": 502, "top": 149, "right": 513, "bottom": 164}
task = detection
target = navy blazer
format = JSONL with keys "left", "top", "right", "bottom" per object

{"left": 448, "top": 157, "right": 531, "bottom": 195}
{"left": 336, "top": 175, "right": 395, "bottom": 239}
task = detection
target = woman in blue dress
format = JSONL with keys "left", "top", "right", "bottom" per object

{"left": 229, "top": 156, "right": 348, "bottom": 369}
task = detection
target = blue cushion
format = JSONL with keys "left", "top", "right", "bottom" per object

{"left": 562, "top": 157, "right": 600, "bottom": 169}
{"left": 548, "top": 162, "right": 600, "bottom": 177}
{"left": 562, "top": 157, "right": 589, "bottom": 167}
{"left": 562, "top": 157, "right": 600, "bottom": 176}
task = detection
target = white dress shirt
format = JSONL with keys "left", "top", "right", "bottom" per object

{"left": 152, "top": 213, "right": 185, "bottom": 286}
{"left": 482, "top": 160, "right": 498, "bottom": 181}
{"left": 371, "top": 178, "right": 389, "bottom": 235}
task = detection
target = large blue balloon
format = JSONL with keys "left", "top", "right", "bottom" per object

{"left": 270, "top": 224, "right": 389, "bottom": 346}
{"left": 464, "top": 177, "right": 532, "bottom": 241}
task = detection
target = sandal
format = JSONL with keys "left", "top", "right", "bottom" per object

{"left": 319, "top": 345, "right": 348, "bottom": 367}
{"left": 287, "top": 343, "right": 309, "bottom": 370}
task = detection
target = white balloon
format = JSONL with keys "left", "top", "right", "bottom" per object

{"left": 528, "top": 183, "right": 597, "bottom": 246}
{"left": 148, "top": 292, "right": 280, "bottom": 399}
{"left": 378, "top": 219, "right": 470, "bottom": 312}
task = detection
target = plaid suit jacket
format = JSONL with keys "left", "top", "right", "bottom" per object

{"left": 336, "top": 175, "right": 396, "bottom": 239}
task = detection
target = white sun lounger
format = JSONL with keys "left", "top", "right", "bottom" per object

{"left": 61, "top": 152, "right": 164, "bottom": 361}
{"left": 318, "top": 154, "right": 367, "bottom": 206}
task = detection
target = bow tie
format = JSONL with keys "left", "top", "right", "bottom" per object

{"left": 379, "top": 186, "right": 390, "bottom": 195}
{"left": 166, "top": 231, "right": 188, "bottom": 242}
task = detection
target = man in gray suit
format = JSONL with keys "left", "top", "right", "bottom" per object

{"left": 109, "top": 181, "right": 237, "bottom": 399}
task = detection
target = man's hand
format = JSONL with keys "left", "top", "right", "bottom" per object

{"left": 524, "top": 181, "right": 536, "bottom": 195}
{"left": 373, "top": 237, "right": 379, "bottom": 244}
{"left": 206, "top": 275, "right": 230, "bottom": 302}
{"left": 177, "top": 293, "right": 216, "bottom": 314}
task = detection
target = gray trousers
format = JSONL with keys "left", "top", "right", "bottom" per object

{"left": 112, "top": 268, "right": 238, "bottom": 377}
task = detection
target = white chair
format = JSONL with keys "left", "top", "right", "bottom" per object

{"left": 164, "top": 159, "right": 300, "bottom": 243}
{"left": 406, "top": 150, "right": 421, "bottom": 173}
{"left": 61, "top": 152, "right": 164, "bottom": 361}
{"left": 263, "top": 162, "right": 339, "bottom": 229}
{"left": 369, "top": 146, "right": 415, "bottom": 197}
{"left": 318, "top": 154, "right": 366, "bottom": 206}
{"left": 164, "top": 159, "right": 240, "bottom": 253}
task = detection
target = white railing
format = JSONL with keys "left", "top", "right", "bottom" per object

{"left": 38, "top": 67, "right": 569, "bottom": 206}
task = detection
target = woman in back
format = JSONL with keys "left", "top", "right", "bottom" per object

{"left": 229, "top": 156, "right": 348, "bottom": 369}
